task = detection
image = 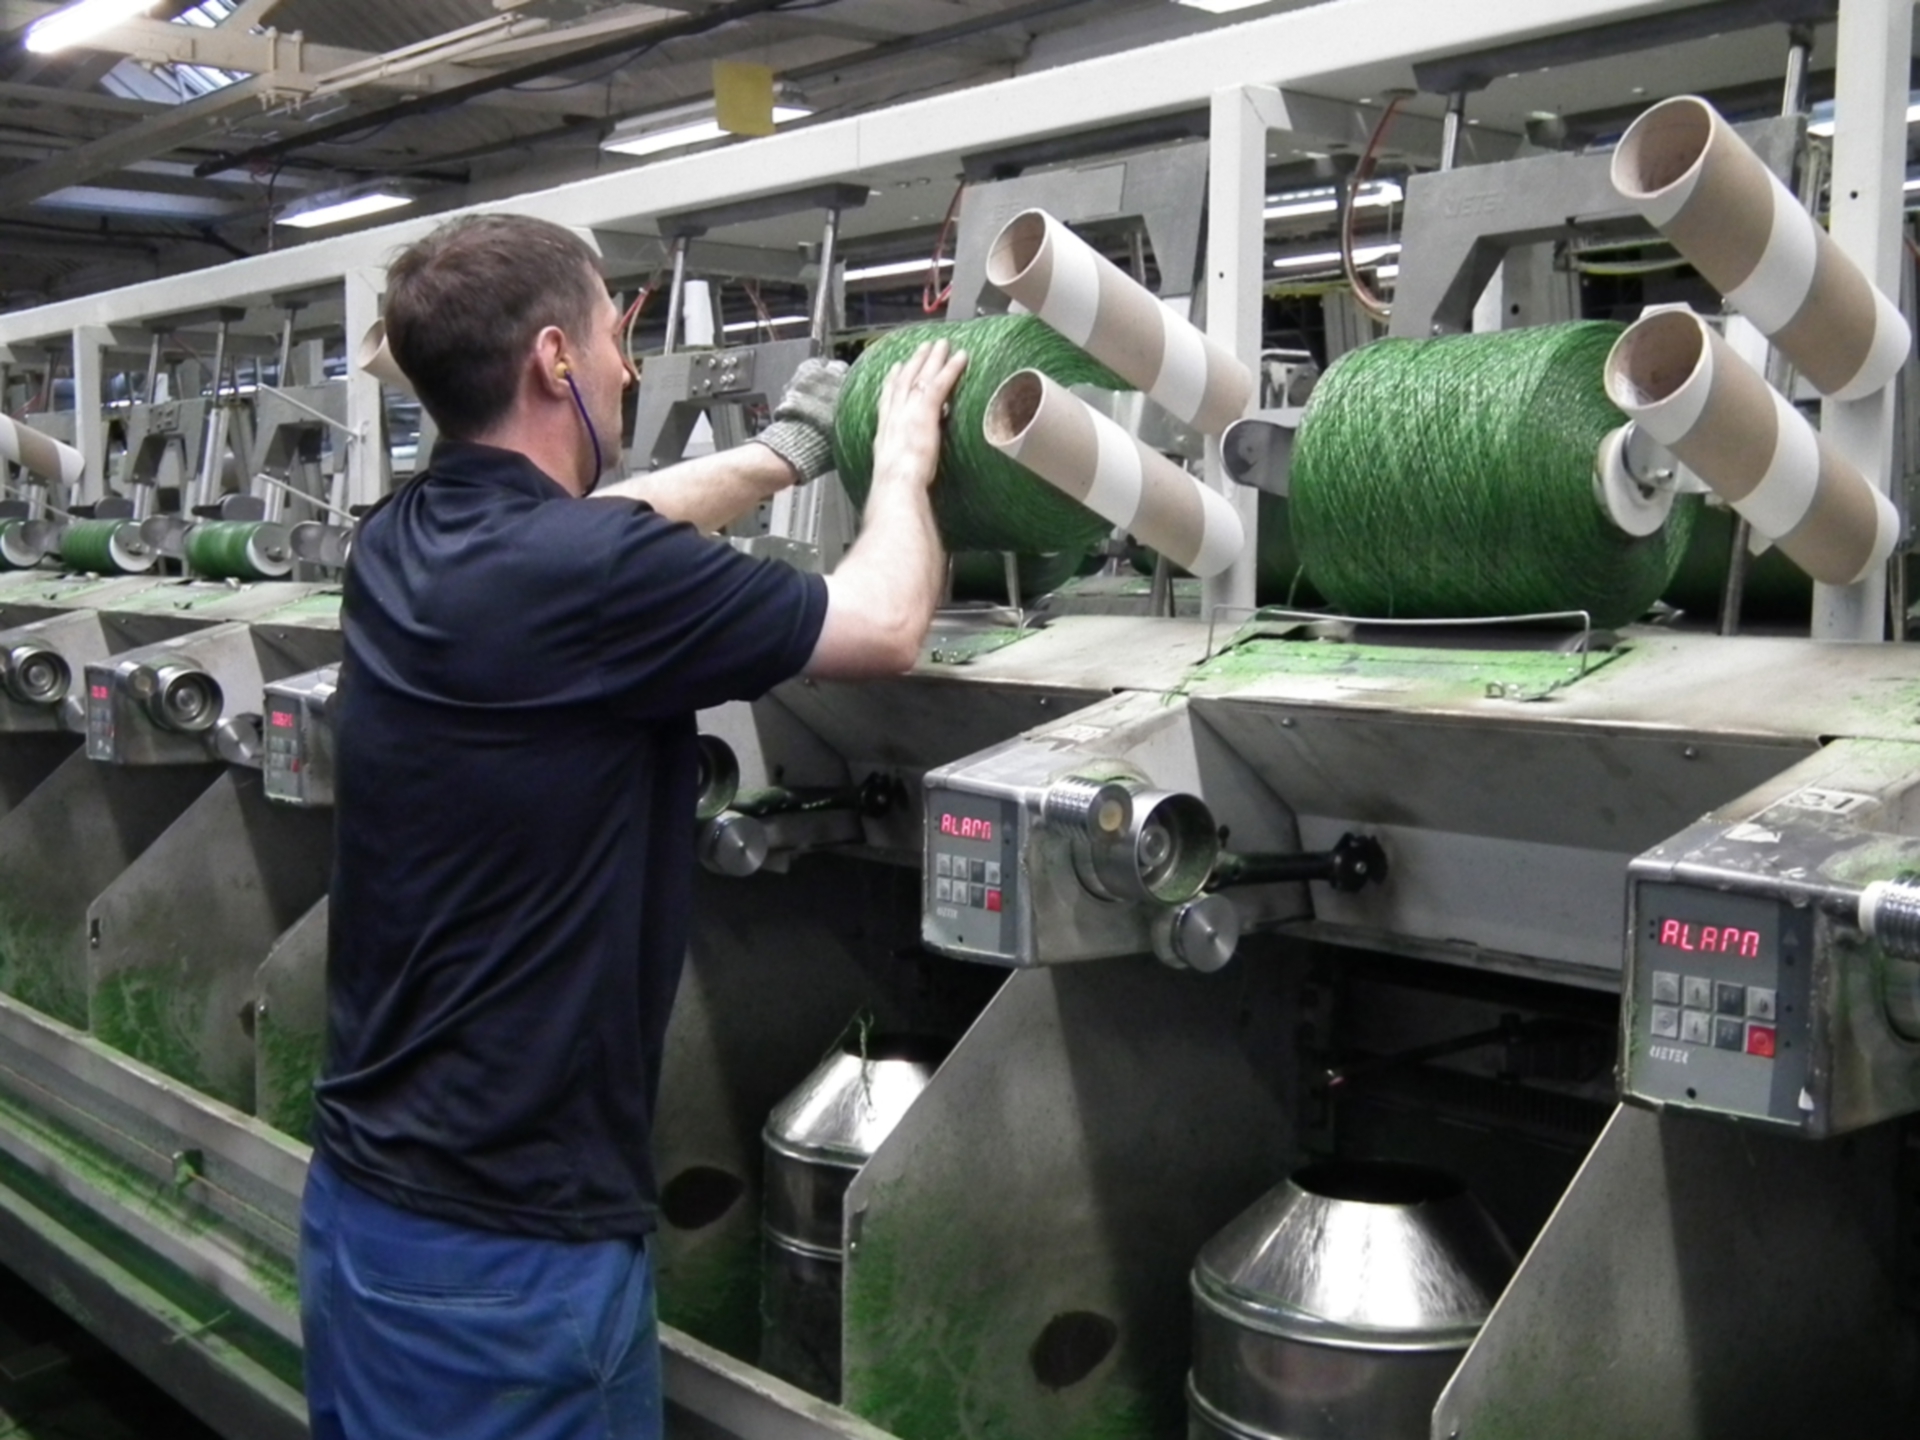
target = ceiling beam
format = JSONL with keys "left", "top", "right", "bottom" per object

{"left": 0, "top": 73, "right": 277, "bottom": 208}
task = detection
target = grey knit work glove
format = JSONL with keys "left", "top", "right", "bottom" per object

{"left": 753, "top": 357, "right": 847, "bottom": 484}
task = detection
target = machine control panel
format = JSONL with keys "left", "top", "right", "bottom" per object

{"left": 262, "top": 665, "right": 337, "bottom": 808}
{"left": 1626, "top": 883, "right": 1813, "bottom": 1127}
{"left": 923, "top": 791, "right": 1020, "bottom": 960}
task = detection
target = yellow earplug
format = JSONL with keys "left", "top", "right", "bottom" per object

{"left": 556, "top": 361, "right": 571, "bottom": 378}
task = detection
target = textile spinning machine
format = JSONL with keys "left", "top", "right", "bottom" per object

{"left": 0, "top": 3, "right": 1915, "bottom": 1439}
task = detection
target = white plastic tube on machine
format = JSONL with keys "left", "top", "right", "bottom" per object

{"left": 355, "top": 319, "right": 416, "bottom": 397}
{"left": 984, "top": 369, "right": 1244, "bottom": 577}
{"left": 1611, "top": 95, "right": 1911, "bottom": 400}
{"left": 0, "top": 414, "right": 83, "bottom": 488}
{"left": 985, "top": 210, "right": 1253, "bottom": 436}
{"left": 1605, "top": 309, "right": 1898, "bottom": 586}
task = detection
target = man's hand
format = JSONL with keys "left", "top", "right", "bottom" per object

{"left": 753, "top": 357, "right": 849, "bottom": 485}
{"left": 870, "top": 338, "right": 969, "bottom": 493}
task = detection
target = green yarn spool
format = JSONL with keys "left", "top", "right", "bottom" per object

{"left": 832, "top": 315, "right": 1128, "bottom": 555}
{"left": 1289, "top": 322, "right": 1696, "bottom": 628}
{"left": 184, "top": 521, "right": 291, "bottom": 580}
{"left": 59, "top": 518, "right": 151, "bottom": 575}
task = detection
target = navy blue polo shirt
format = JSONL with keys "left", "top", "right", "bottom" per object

{"left": 314, "top": 440, "right": 828, "bottom": 1240}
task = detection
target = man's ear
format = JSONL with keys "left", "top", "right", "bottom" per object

{"left": 533, "top": 325, "right": 571, "bottom": 397}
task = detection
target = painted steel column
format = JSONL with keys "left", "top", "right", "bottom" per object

{"left": 1204, "top": 83, "right": 1292, "bottom": 620}
{"left": 1815, "top": 0, "right": 1913, "bottom": 641}
{"left": 343, "top": 266, "right": 387, "bottom": 510}
{"left": 70, "top": 325, "right": 110, "bottom": 506}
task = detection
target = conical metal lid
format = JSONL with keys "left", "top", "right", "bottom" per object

{"left": 1194, "top": 1161, "right": 1516, "bottom": 1351}
{"left": 764, "top": 1033, "right": 950, "bottom": 1168}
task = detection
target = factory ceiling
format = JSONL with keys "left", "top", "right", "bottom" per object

{"left": 0, "top": 0, "right": 1914, "bottom": 316}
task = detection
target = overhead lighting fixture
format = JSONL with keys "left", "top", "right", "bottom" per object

{"left": 37, "top": 185, "right": 237, "bottom": 219}
{"left": 279, "top": 189, "right": 414, "bottom": 230}
{"left": 1173, "top": 0, "right": 1272, "bottom": 12}
{"left": 25, "top": 0, "right": 160, "bottom": 53}
{"left": 844, "top": 257, "right": 954, "bottom": 282}
{"left": 603, "top": 102, "right": 811, "bottom": 159}
{"left": 1807, "top": 95, "right": 1920, "bottom": 138}
{"left": 721, "top": 315, "right": 809, "bottom": 334}
{"left": 1271, "top": 243, "right": 1400, "bottom": 272}
{"left": 1264, "top": 180, "right": 1403, "bottom": 221}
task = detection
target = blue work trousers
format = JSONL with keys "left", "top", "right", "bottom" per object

{"left": 300, "top": 1155, "right": 663, "bottom": 1440}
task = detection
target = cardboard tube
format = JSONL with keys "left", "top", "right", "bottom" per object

{"left": 1612, "top": 96, "right": 1910, "bottom": 400}
{"left": 0, "top": 415, "right": 83, "bottom": 487}
{"left": 355, "top": 319, "right": 415, "bottom": 396}
{"left": 985, "top": 210, "right": 1253, "bottom": 435}
{"left": 983, "top": 370, "right": 1244, "bottom": 577}
{"left": 1605, "top": 310, "right": 1898, "bottom": 586}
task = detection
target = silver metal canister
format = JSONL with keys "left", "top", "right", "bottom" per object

{"left": 760, "top": 1031, "right": 950, "bottom": 1400}
{"left": 1188, "top": 1160, "right": 1516, "bottom": 1440}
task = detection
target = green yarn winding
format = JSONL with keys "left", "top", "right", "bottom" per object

{"left": 1289, "top": 322, "right": 1696, "bottom": 628}
{"left": 832, "top": 315, "right": 1127, "bottom": 556}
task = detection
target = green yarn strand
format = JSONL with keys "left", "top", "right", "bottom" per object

{"left": 832, "top": 314, "right": 1127, "bottom": 556}
{"left": 1288, "top": 322, "right": 1696, "bottom": 628}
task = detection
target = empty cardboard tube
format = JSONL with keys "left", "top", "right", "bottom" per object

{"left": 984, "top": 369, "right": 1244, "bottom": 577}
{"left": 986, "top": 209, "right": 1253, "bottom": 436}
{"left": 0, "top": 415, "right": 83, "bottom": 487}
{"left": 356, "top": 319, "right": 415, "bottom": 396}
{"left": 1612, "top": 95, "right": 1910, "bottom": 401}
{"left": 1605, "top": 309, "right": 1898, "bottom": 586}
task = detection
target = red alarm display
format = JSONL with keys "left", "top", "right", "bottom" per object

{"left": 939, "top": 813, "right": 993, "bottom": 842}
{"left": 269, "top": 710, "right": 297, "bottom": 730}
{"left": 1654, "top": 918, "right": 1762, "bottom": 959}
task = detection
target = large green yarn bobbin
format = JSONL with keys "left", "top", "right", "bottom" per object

{"left": 1289, "top": 322, "right": 1696, "bottom": 628}
{"left": 832, "top": 315, "right": 1127, "bottom": 557}
{"left": 184, "top": 521, "right": 291, "bottom": 581}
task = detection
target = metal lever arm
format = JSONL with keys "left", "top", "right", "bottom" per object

{"left": 1208, "top": 833, "right": 1386, "bottom": 893}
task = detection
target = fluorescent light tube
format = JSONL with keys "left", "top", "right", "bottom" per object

{"left": 604, "top": 105, "right": 810, "bottom": 158}
{"left": 26, "top": 0, "right": 160, "bottom": 53}
{"left": 1264, "top": 180, "right": 1403, "bottom": 221}
{"left": 1808, "top": 99, "right": 1920, "bottom": 138}
{"left": 1271, "top": 243, "right": 1400, "bottom": 272}
{"left": 844, "top": 257, "right": 954, "bottom": 281}
{"left": 721, "top": 315, "right": 809, "bottom": 334}
{"left": 280, "top": 191, "right": 414, "bottom": 229}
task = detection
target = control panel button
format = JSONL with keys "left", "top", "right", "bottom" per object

{"left": 1746, "top": 987, "right": 1776, "bottom": 1021}
{"left": 984, "top": 861, "right": 1001, "bottom": 886}
{"left": 935, "top": 854, "right": 952, "bottom": 877}
{"left": 1714, "top": 982, "right": 1746, "bottom": 1016}
{"left": 1680, "top": 1010, "right": 1711, "bottom": 1045}
{"left": 1713, "top": 1017, "right": 1744, "bottom": 1052}
{"left": 970, "top": 883, "right": 985, "bottom": 908}
{"left": 986, "top": 889, "right": 1002, "bottom": 913}
{"left": 935, "top": 877, "right": 952, "bottom": 902}
{"left": 1682, "top": 976, "right": 1712, "bottom": 1009}
{"left": 1650, "top": 1005, "right": 1679, "bottom": 1039}
{"left": 970, "top": 859, "right": 986, "bottom": 883}
{"left": 1745, "top": 1023, "right": 1777, "bottom": 1059}
{"left": 1651, "top": 971, "right": 1680, "bottom": 1005}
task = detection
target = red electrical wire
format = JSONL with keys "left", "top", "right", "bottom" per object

{"left": 922, "top": 180, "right": 964, "bottom": 315}
{"left": 1342, "top": 93, "right": 1407, "bottom": 324}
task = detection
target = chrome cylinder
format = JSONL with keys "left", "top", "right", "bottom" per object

{"left": 1188, "top": 1160, "right": 1515, "bottom": 1440}
{"left": 760, "top": 1032, "right": 949, "bottom": 1400}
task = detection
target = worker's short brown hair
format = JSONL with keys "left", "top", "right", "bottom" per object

{"left": 384, "top": 214, "right": 604, "bottom": 440}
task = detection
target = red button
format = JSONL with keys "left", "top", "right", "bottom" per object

{"left": 985, "top": 889, "right": 1002, "bottom": 912}
{"left": 1745, "top": 1024, "right": 1776, "bottom": 1059}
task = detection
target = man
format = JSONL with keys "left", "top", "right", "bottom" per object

{"left": 298, "top": 213, "right": 966, "bottom": 1440}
